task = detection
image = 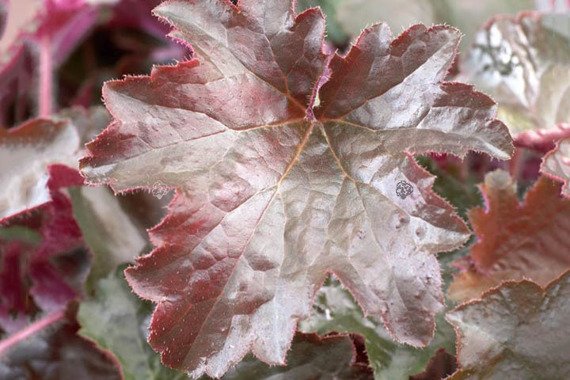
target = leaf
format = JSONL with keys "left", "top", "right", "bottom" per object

{"left": 80, "top": 0, "right": 512, "bottom": 377}
{"left": 0, "top": 108, "right": 108, "bottom": 221}
{"left": 297, "top": 0, "right": 533, "bottom": 54}
{"left": 219, "top": 333, "right": 372, "bottom": 380}
{"left": 448, "top": 170, "right": 570, "bottom": 302}
{"left": 0, "top": 305, "right": 122, "bottom": 379}
{"left": 536, "top": 0, "right": 570, "bottom": 12}
{"left": 295, "top": 0, "right": 350, "bottom": 47}
{"left": 409, "top": 348, "right": 457, "bottom": 380}
{"left": 69, "top": 186, "right": 147, "bottom": 290}
{"left": 416, "top": 153, "right": 488, "bottom": 219}
{"left": 464, "top": 12, "right": 570, "bottom": 135}
{"left": 446, "top": 271, "right": 570, "bottom": 379}
{"left": 78, "top": 270, "right": 186, "bottom": 380}
{"left": 0, "top": 119, "right": 77, "bottom": 221}
{"left": 542, "top": 136, "right": 570, "bottom": 198}
{"left": 299, "top": 279, "right": 456, "bottom": 380}
{"left": 0, "top": 165, "right": 87, "bottom": 335}
{"left": 515, "top": 123, "right": 570, "bottom": 153}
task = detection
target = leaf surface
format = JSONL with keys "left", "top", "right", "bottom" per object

{"left": 0, "top": 108, "right": 108, "bottom": 221}
{"left": 69, "top": 186, "right": 147, "bottom": 290}
{"left": 219, "top": 333, "right": 372, "bottom": 380}
{"left": 516, "top": 123, "right": 570, "bottom": 153}
{"left": 542, "top": 136, "right": 570, "bottom": 198}
{"left": 448, "top": 170, "right": 570, "bottom": 302}
{"left": 446, "top": 271, "right": 570, "bottom": 379}
{"left": 78, "top": 270, "right": 186, "bottom": 380}
{"left": 464, "top": 12, "right": 570, "bottom": 135}
{"left": 80, "top": 0, "right": 512, "bottom": 376}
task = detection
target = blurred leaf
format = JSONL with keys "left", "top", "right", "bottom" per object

{"left": 78, "top": 270, "right": 187, "bottom": 380}
{"left": 0, "top": 165, "right": 88, "bottom": 335}
{"left": 464, "top": 12, "right": 570, "bottom": 134}
{"left": 448, "top": 170, "right": 570, "bottom": 302}
{"left": 0, "top": 305, "right": 122, "bottom": 379}
{"left": 297, "top": 0, "right": 533, "bottom": 54}
{"left": 409, "top": 348, "right": 457, "bottom": 380}
{"left": 542, "top": 136, "right": 570, "bottom": 197}
{"left": 0, "top": 107, "right": 108, "bottom": 221}
{"left": 299, "top": 279, "right": 456, "bottom": 380}
{"left": 69, "top": 186, "right": 147, "bottom": 291}
{"left": 218, "top": 333, "right": 372, "bottom": 380}
{"left": 416, "top": 154, "right": 485, "bottom": 219}
{"left": 447, "top": 271, "right": 570, "bottom": 379}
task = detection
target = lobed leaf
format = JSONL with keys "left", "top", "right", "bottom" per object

{"left": 80, "top": 0, "right": 512, "bottom": 377}
{"left": 446, "top": 271, "right": 570, "bottom": 379}
{"left": 448, "top": 170, "right": 570, "bottom": 302}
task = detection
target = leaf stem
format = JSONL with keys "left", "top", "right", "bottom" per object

{"left": 0, "top": 310, "right": 64, "bottom": 354}
{"left": 38, "top": 35, "right": 53, "bottom": 117}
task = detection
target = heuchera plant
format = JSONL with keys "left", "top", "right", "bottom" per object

{"left": 1, "top": 0, "right": 570, "bottom": 379}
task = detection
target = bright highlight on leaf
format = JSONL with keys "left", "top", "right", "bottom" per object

{"left": 0, "top": 107, "right": 108, "bottom": 221}
{"left": 542, "top": 136, "right": 570, "bottom": 198}
{"left": 446, "top": 271, "right": 570, "bottom": 379}
{"left": 448, "top": 170, "right": 570, "bottom": 302}
{"left": 464, "top": 11, "right": 570, "bottom": 135}
{"left": 79, "top": 0, "right": 512, "bottom": 377}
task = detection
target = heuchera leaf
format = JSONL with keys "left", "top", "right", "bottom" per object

{"left": 0, "top": 108, "right": 108, "bottom": 221}
{"left": 446, "top": 271, "right": 570, "bottom": 379}
{"left": 0, "top": 165, "right": 87, "bottom": 334}
{"left": 78, "top": 270, "right": 186, "bottom": 380}
{"left": 69, "top": 186, "right": 147, "bottom": 290}
{"left": 542, "top": 136, "right": 570, "bottom": 197}
{"left": 299, "top": 279, "right": 456, "bottom": 380}
{"left": 464, "top": 12, "right": 570, "bottom": 135}
{"left": 536, "top": 0, "right": 570, "bottom": 12}
{"left": 516, "top": 122, "right": 570, "bottom": 153}
{"left": 448, "top": 170, "right": 570, "bottom": 302}
{"left": 220, "top": 333, "right": 372, "bottom": 380}
{"left": 409, "top": 348, "right": 457, "bottom": 380}
{"left": 80, "top": 0, "right": 512, "bottom": 376}
{"left": 0, "top": 305, "right": 122, "bottom": 379}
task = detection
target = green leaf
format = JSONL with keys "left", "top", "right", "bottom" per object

{"left": 299, "top": 278, "right": 456, "bottom": 380}
{"left": 216, "top": 333, "right": 372, "bottom": 380}
{"left": 69, "top": 186, "right": 147, "bottom": 291}
{"left": 78, "top": 270, "right": 186, "bottom": 380}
